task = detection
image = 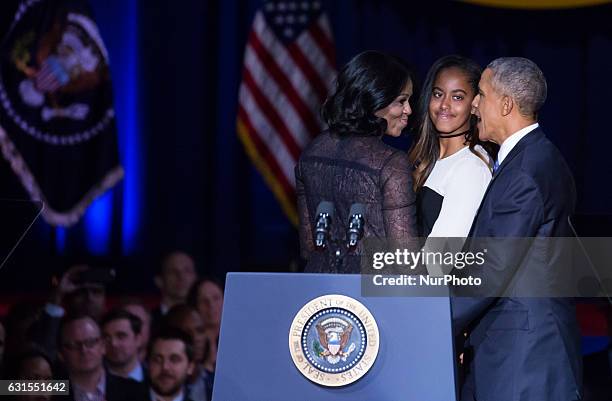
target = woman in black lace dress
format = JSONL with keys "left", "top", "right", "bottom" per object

{"left": 296, "top": 51, "right": 419, "bottom": 273}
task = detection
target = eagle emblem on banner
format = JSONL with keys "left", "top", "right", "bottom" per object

{"left": 315, "top": 317, "right": 356, "bottom": 364}
{"left": 0, "top": 0, "right": 122, "bottom": 226}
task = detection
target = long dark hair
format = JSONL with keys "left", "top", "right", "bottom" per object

{"left": 322, "top": 50, "right": 413, "bottom": 137}
{"left": 408, "top": 55, "right": 496, "bottom": 191}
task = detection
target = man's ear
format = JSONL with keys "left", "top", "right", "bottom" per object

{"left": 187, "top": 360, "right": 195, "bottom": 376}
{"left": 501, "top": 95, "right": 513, "bottom": 117}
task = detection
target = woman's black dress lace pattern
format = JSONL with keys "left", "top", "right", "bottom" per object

{"left": 296, "top": 131, "right": 418, "bottom": 273}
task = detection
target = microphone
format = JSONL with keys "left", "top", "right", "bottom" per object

{"left": 314, "top": 201, "right": 334, "bottom": 248}
{"left": 346, "top": 203, "right": 365, "bottom": 248}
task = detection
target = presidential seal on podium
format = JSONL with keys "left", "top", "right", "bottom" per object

{"left": 288, "top": 294, "right": 380, "bottom": 387}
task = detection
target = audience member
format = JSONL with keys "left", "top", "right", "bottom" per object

{"left": 3, "top": 302, "right": 43, "bottom": 363}
{"left": 152, "top": 252, "right": 197, "bottom": 324}
{"left": 58, "top": 315, "right": 146, "bottom": 401}
{"left": 147, "top": 326, "right": 195, "bottom": 401}
{"left": 6, "top": 347, "right": 53, "bottom": 401}
{"left": 101, "top": 309, "right": 145, "bottom": 382}
{"left": 117, "top": 297, "right": 152, "bottom": 362}
{"left": 31, "top": 265, "right": 113, "bottom": 362}
{"left": 52, "top": 265, "right": 113, "bottom": 320}
{"left": 165, "top": 305, "right": 211, "bottom": 401}
{"left": 188, "top": 277, "right": 223, "bottom": 373}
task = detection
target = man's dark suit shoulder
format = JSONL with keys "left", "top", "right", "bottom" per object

{"left": 106, "top": 373, "right": 148, "bottom": 401}
{"left": 55, "top": 373, "right": 148, "bottom": 401}
{"left": 499, "top": 129, "right": 575, "bottom": 208}
{"left": 143, "top": 390, "right": 194, "bottom": 401}
{"left": 511, "top": 131, "right": 574, "bottom": 184}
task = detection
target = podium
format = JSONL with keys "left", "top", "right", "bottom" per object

{"left": 212, "top": 273, "right": 457, "bottom": 401}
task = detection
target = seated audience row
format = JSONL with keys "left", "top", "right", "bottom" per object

{"left": 0, "top": 250, "right": 223, "bottom": 401}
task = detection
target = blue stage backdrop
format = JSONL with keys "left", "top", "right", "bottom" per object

{"left": 0, "top": 0, "right": 610, "bottom": 292}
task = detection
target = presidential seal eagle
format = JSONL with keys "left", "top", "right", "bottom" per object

{"left": 315, "top": 317, "right": 356, "bottom": 364}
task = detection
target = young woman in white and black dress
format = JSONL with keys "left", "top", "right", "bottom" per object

{"left": 408, "top": 54, "right": 498, "bottom": 384}
{"left": 409, "top": 55, "right": 497, "bottom": 241}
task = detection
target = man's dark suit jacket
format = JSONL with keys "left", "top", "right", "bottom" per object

{"left": 144, "top": 386, "right": 194, "bottom": 401}
{"left": 451, "top": 128, "right": 582, "bottom": 401}
{"left": 58, "top": 372, "right": 148, "bottom": 401}
{"left": 146, "top": 393, "right": 194, "bottom": 401}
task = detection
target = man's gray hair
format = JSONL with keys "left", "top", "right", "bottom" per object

{"left": 487, "top": 57, "right": 547, "bottom": 118}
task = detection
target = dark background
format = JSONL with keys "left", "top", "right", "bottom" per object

{"left": 0, "top": 0, "right": 611, "bottom": 294}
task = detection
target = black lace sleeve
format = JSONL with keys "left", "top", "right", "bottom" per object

{"left": 380, "top": 151, "right": 418, "bottom": 243}
{"left": 296, "top": 162, "right": 314, "bottom": 260}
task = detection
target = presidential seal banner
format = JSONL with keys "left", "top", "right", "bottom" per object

{"left": 289, "top": 294, "right": 379, "bottom": 387}
{"left": 0, "top": 0, "right": 123, "bottom": 226}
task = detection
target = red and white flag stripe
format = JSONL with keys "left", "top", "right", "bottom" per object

{"left": 237, "top": 6, "right": 336, "bottom": 225}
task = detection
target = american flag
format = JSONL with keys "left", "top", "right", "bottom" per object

{"left": 237, "top": 0, "right": 336, "bottom": 226}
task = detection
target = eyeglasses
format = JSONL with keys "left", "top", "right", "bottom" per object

{"left": 62, "top": 337, "right": 100, "bottom": 351}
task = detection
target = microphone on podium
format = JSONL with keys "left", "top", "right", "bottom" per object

{"left": 314, "top": 201, "right": 334, "bottom": 248}
{"left": 346, "top": 203, "right": 365, "bottom": 248}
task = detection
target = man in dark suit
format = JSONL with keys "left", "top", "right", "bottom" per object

{"left": 57, "top": 315, "right": 147, "bottom": 401}
{"left": 151, "top": 251, "right": 198, "bottom": 329}
{"left": 101, "top": 309, "right": 146, "bottom": 382}
{"left": 452, "top": 57, "right": 582, "bottom": 401}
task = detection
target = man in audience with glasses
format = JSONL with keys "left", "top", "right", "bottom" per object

{"left": 58, "top": 315, "right": 146, "bottom": 401}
